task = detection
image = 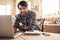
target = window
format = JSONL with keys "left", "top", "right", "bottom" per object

{"left": 42, "top": 0, "right": 59, "bottom": 18}
{"left": 28, "top": 2, "right": 31, "bottom": 10}
{"left": 0, "top": 4, "right": 11, "bottom": 15}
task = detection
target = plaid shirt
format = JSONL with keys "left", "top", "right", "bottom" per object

{"left": 14, "top": 10, "right": 40, "bottom": 31}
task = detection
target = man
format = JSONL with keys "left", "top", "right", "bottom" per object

{"left": 13, "top": 1, "right": 40, "bottom": 33}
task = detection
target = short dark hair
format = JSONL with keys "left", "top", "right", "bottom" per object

{"left": 18, "top": 1, "right": 28, "bottom": 8}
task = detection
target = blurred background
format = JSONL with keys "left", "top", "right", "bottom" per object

{"left": 0, "top": 0, "right": 60, "bottom": 33}
{"left": 0, "top": 0, "right": 60, "bottom": 18}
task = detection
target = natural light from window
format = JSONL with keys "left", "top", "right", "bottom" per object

{"left": 42, "top": 0, "right": 59, "bottom": 18}
{"left": 0, "top": 4, "right": 11, "bottom": 15}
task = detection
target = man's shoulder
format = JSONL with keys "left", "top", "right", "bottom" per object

{"left": 28, "top": 10, "right": 36, "bottom": 15}
{"left": 28, "top": 10, "right": 35, "bottom": 13}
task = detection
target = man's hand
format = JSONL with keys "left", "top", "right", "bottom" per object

{"left": 23, "top": 26, "right": 28, "bottom": 30}
{"left": 19, "top": 22, "right": 28, "bottom": 31}
{"left": 19, "top": 22, "right": 23, "bottom": 26}
{"left": 19, "top": 26, "right": 28, "bottom": 31}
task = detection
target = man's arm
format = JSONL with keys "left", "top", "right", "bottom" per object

{"left": 13, "top": 15, "right": 20, "bottom": 32}
{"left": 30, "top": 12, "right": 36, "bottom": 25}
{"left": 27, "top": 12, "right": 37, "bottom": 30}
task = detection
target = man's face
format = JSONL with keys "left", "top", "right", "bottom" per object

{"left": 18, "top": 5, "right": 27, "bottom": 14}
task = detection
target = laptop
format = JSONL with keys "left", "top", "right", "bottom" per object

{"left": 0, "top": 15, "right": 22, "bottom": 38}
